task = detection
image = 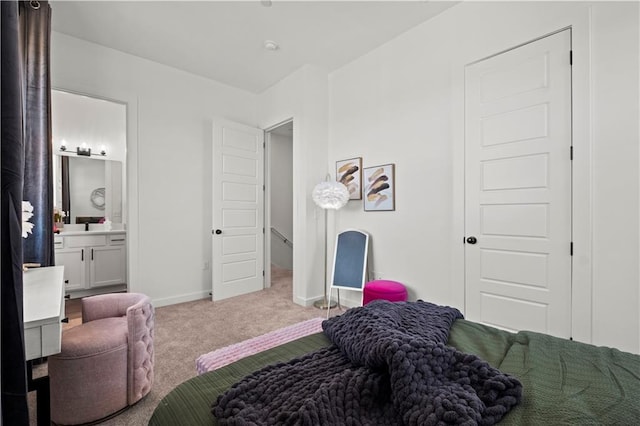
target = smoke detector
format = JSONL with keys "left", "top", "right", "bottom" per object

{"left": 263, "top": 40, "right": 279, "bottom": 51}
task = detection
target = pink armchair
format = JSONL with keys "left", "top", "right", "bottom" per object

{"left": 49, "top": 293, "right": 154, "bottom": 425}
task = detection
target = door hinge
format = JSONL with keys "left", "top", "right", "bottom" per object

{"left": 570, "top": 146, "right": 573, "bottom": 160}
{"left": 262, "top": 270, "right": 265, "bottom": 276}
{"left": 569, "top": 50, "right": 573, "bottom": 65}
{"left": 570, "top": 242, "right": 574, "bottom": 256}
{"left": 263, "top": 228, "right": 265, "bottom": 234}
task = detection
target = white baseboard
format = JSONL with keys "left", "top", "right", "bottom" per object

{"left": 294, "top": 294, "right": 315, "bottom": 307}
{"left": 152, "top": 290, "right": 210, "bottom": 308}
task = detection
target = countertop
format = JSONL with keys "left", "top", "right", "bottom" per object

{"left": 55, "top": 225, "right": 126, "bottom": 236}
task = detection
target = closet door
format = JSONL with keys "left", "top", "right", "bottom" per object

{"left": 464, "top": 30, "right": 572, "bottom": 338}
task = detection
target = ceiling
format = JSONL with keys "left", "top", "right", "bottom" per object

{"left": 50, "top": 1, "right": 457, "bottom": 94}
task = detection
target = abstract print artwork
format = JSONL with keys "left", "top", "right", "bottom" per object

{"left": 336, "top": 157, "right": 362, "bottom": 200}
{"left": 363, "top": 164, "right": 395, "bottom": 211}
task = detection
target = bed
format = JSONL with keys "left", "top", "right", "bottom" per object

{"left": 150, "top": 301, "right": 640, "bottom": 425}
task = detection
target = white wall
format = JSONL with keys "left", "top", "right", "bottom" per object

{"left": 328, "top": 2, "right": 639, "bottom": 353}
{"left": 51, "top": 32, "right": 257, "bottom": 307}
{"left": 590, "top": 4, "right": 639, "bottom": 351}
{"left": 51, "top": 89, "right": 127, "bottom": 163}
{"left": 269, "top": 132, "right": 293, "bottom": 270}
{"left": 258, "top": 65, "right": 329, "bottom": 306}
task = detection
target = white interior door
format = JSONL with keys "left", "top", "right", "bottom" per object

{"left": 464, "top": 30, "right": 572, "bottom": 338}
{"left": 212, "top": 118, "right": 264, "bottom": 301}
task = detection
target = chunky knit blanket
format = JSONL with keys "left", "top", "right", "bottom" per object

{"left": 212, "top": 300, "right": 522, "bottom": 425}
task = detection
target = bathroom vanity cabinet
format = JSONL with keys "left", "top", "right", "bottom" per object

{"left": 54, "top": 230, "right": 127, "bottom": 297}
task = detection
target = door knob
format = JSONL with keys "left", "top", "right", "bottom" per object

{"left": 466, "top": 236, "right": 477, "bottom": 244}
{"left": 214, "top": 229, "right": 222, "bottom": 235}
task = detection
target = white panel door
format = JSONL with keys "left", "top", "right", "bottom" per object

{"left": 212, "top": 118, "right": 264, "bottom": 301}
{"left": 465, "top": 30, "right": 572, "bottom": 338}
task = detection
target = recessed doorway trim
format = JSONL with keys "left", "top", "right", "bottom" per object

{"left": 263, "top": 118, "right": 294, "bottom": 296}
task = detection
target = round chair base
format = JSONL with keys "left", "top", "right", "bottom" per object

{"left": 49, "top": 317, "right": 129, "bottom": 426}
{"left": 52, "top": 405, "right": 131, "bottom": 426}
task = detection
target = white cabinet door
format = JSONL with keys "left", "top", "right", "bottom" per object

{"left": 55, "top": 248, "right": 86, "bottom": 291}
{"left": 90, "top": 245, "right": 126, "bottom": 288}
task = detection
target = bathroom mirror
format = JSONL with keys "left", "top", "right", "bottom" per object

{"left": 52, "top": 89, "right": 126, "bottom": 224}
{"left": 53, "top": 155, "right": 123, "bottom": 224}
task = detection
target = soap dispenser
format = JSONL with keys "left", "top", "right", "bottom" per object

{"left": 104, "top": 217, "right": 112, "bottom": 231}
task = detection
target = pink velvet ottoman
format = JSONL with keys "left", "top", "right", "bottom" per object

{"left": 363, "top": 280, "right": 408, "bottom": 305}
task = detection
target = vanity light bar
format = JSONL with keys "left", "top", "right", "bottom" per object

{"left": 59, "top": 144, "right": 107, "bottom": 157}
{"left": 77, "top": 146, "right": 91, "bottom": 156}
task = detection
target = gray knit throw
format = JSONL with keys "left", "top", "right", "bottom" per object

{"left": 212, "top": 300, "right": 522, "bottom": 425}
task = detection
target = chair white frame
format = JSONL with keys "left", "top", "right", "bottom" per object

{"left": 327, "top": 229, "right": 369, "bottom": 318}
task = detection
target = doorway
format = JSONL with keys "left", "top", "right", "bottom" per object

{"left": 265, "top": 120, "right": 294, "bottom": 293}
{"left": 210, "top": 118, "right": 295, "bottom": 301}
{"left": 464, "top": 29, "right": 573, "bottom": 338}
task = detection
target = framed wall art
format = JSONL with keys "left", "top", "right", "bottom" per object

{"left": 336, "top": 157, "right": 362, "bottom": 200}
{"left": 363, "top": 163, "right": 395, "bottom": 211}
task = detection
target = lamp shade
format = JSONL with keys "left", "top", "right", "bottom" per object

{"left": 312, "top": 181, "right": 350, "bottom": 210}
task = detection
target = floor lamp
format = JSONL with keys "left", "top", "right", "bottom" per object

{"left": 312, "top": 177, "right": 350, "bottom": 309}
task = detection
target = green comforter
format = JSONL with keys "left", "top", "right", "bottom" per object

{"left": 150, "top": 320, "right": 640, "bottom": 425}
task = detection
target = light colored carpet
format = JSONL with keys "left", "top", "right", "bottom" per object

{"left": 28, "top": 265, "right": 335, "bottom": 425}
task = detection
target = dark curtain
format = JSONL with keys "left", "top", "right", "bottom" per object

{"left": 2, "top": 1, "right": 52, "bottom": 423}
{"left": 1, "top": 1, "right": 29, "bottom": 424}
{"left": 21, "top": 0, "right": 53, "bottom": 267}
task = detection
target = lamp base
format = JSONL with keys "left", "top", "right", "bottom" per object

{"left": 313, "top": 298, "right": 337, "bottom": 310}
